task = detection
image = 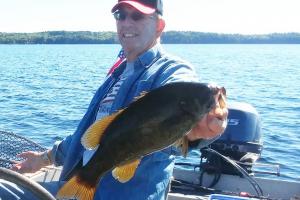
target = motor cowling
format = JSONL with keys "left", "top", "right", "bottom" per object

{"left": 201, "top": 102, "right": 263, "bottom": 175}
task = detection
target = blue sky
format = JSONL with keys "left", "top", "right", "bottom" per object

{"left": 0, "top": 0, "right": 299, "bottom": 34}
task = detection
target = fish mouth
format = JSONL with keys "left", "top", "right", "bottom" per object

{"left": 209, "top": 86, "right": 227, "bottom": 120}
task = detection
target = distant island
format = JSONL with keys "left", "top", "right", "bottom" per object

{"left": 1, "top": 31, "right": 300, "bottom": 44}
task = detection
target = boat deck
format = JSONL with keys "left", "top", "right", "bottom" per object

{"left": 26, "top": 166, "right": 300, "bottom": 200}
{"left": 169, "top": 188, "right": 210, "bottom": 200}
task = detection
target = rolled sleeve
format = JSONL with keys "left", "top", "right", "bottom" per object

{"left": 49, "top": 135, "right": 72, "bottom": 166}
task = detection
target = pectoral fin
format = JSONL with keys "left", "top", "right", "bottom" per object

{"left": 81, "top": 110, "right": 123, "bottom": 149}
{"left": 174, "top": 135, "right": 189, "bottom": 157}
{"left": 112, "top": 159, "right": 141, "bottom": 183}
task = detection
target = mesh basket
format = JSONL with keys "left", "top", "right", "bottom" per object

{"left": 0, "top": 131, "right": 47, "bottom": 168}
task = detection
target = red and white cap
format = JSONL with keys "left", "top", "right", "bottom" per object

{"left": 111, "top": 0, "right": 163, "bottom": 15}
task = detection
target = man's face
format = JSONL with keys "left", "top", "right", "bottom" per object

{"left": 115, "top": 6, "right": 160, "bottom": 60}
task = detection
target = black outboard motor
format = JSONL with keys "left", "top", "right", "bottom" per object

{"left": 201, "top": 102, "right": 263, "bottom": 175}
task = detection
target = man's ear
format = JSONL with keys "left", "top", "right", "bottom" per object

{"left": 156, "top": 18, "right": 165, "bottom": 37}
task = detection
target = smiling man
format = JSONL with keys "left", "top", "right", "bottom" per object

{"left": 11, "top": 0, "right": 228, "bottom": 200}
{"left": 113, "top": 0, "right": 165, "bottom": 62}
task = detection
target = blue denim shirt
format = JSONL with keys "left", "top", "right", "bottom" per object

{"left": 50, "top": 44, "right": 199, "bottom": 200}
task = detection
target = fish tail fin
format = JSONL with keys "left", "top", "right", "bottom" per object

{"left": 174, "top": 135, "right": 189, "bottom": 157}
{"left": 56, "top": 175, "right": 96, "bottom": 200}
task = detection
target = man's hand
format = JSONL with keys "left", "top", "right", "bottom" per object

{"left": 11, "top": 151, "right": 51, "bottom": 174}
{"left": 187, "top": 86, "right": 228, "bottom": 141}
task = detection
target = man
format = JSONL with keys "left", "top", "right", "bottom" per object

{"left": 11, "top": 0, "right": 228, "bottom": 199}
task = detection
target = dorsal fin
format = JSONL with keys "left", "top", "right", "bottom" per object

{"left": 81, "top": 110, "right": 123, "bottom": 149}
{"left": 133, "top": 91, "right": 148, "bottom": 102}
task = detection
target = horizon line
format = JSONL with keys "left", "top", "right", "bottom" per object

{"left": 1, "top": 30, "right": 300, "bottom": 36}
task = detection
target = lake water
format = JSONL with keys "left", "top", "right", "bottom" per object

{"left": 0, "top": 44, "right": 299, "bottom": 182}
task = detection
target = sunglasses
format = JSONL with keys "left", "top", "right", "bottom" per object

{"left": 113, "top": 10, "right": 152, "bottom": 21}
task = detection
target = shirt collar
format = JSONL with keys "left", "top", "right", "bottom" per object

{"left": 136, "top": 44, "right": 164, "bottom": 69}
{"left": 111, "top": 44, "right": 164, "bottom": 78}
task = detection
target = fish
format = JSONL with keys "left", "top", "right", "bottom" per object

{"left": 56, "top": 82, "right": 226, "bottom": 200}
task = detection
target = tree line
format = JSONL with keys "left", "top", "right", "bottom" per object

{"left": 0, "top": 31, "right": 300, "bottom": 44}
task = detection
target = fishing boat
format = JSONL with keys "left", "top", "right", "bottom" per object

{"left": 0, "top": 102, "right": 299, "bottom": 200}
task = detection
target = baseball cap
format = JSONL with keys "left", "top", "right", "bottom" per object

{"left": 111, "top": 0, "right": 163, "bottom": 15}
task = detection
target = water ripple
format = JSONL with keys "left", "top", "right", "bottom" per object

{"left": 1, "top": 44, "right": 300, "bottom": 181}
